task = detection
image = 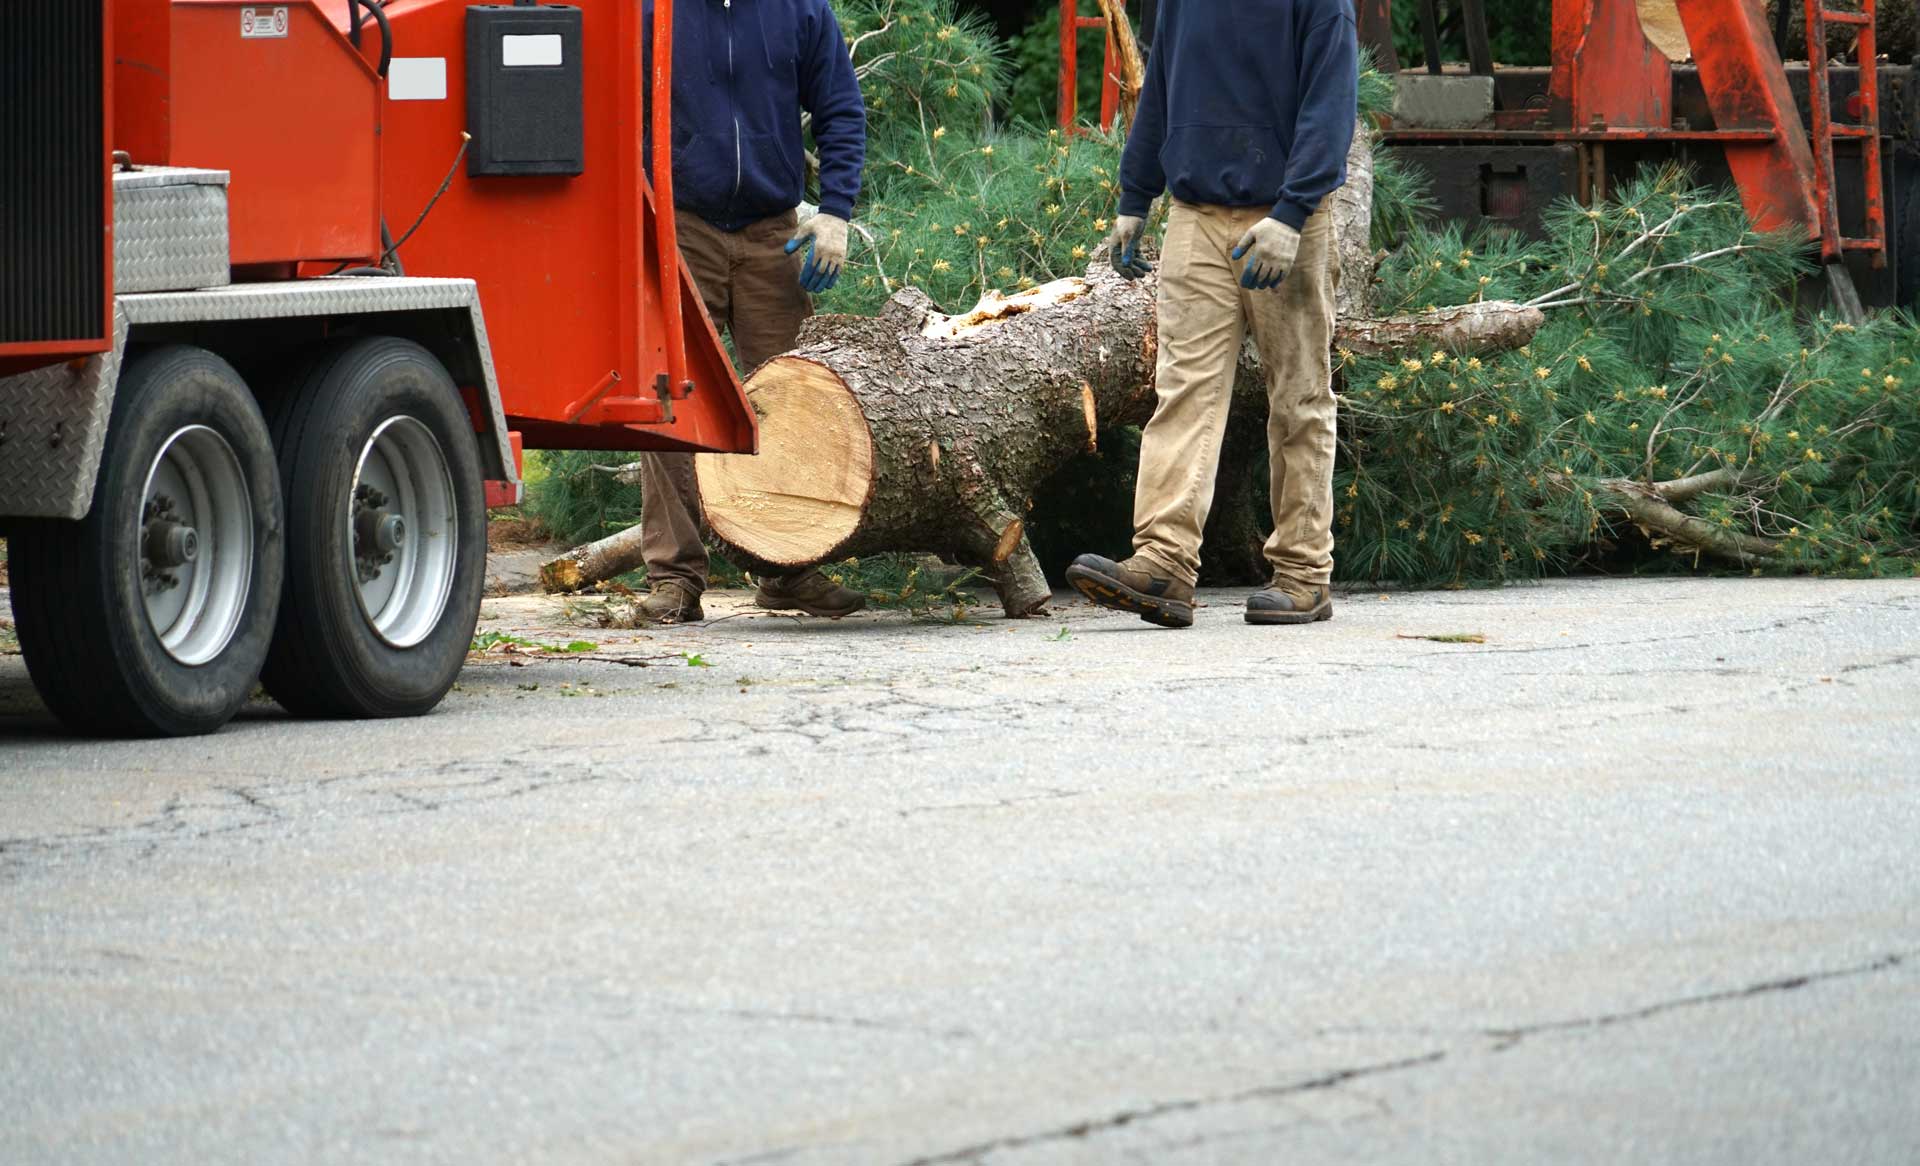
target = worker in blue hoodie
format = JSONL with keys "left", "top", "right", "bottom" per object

{"left": 637, "top": 0, "right": 868, "bottom": 624}
{"left": 1066, "top": 0, "right": 1357, "bottom": 630}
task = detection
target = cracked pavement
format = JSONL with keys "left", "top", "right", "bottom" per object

{"left": 2, "top": 576, "right": 1918, "bottom": 1164}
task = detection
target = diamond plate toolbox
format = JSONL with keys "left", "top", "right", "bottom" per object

{"left": 113, "top": 167, "right": 230, "bottom": 294}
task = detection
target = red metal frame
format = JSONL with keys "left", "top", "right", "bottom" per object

{"left": 1058, "top": 0, "right": 1123, "bottom": 135}
{"left": 1805, "top": 0, "right": 1886, "bottom": 265}
{"left": 651, "top": 0, "right": 689, "bottom": 404}
{"left": 1550, "top": 0, "right": 1672, "bottom": 132}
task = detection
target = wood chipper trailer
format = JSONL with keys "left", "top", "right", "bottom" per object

{"left": 1358, "top": 0, "right": 1917, "bottom": 311}
{"left": 0, "top": 0, "right": 756, "bottom": 736}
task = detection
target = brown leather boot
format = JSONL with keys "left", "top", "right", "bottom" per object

{"left": 1245, "top": 577, "right": 1333, "bottom": 625}
{"left": 639, "top": 579, "right": 704, "bottom": 625}
{"left": 1064, "top": 553, "right": 1194, "bottom": 628}
{"left": 753, "top": 568, "right": 867, "bottom": 618}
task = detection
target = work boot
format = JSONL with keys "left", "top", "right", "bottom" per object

{"left": 1245, "top": 577, "right": 1333, "bottom": 625}
{"left": 754, "top": 568, "right": 867, "bottom": 618}
{"left": 1064, "top": 553, "right": 1194, "bottom": 628}
{"left": 639, "top": 579, "right": 704, "bottom": 625}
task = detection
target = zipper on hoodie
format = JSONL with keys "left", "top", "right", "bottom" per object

{"left": 727, "top": 0, "right": 743, "bottom": 214}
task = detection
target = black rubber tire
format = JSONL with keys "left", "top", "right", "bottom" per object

{"left": 260, "top": 336, "right": 485, "bottom": 718}
{"left": 9, "top": 346, "right": 283, "bottom": 737}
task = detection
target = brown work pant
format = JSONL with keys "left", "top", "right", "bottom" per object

{"left": 1132, "top": 200, "right": 1340, "bottom": 586}
{"left": 638, "top": 209, "right": 812, "bottom": 594}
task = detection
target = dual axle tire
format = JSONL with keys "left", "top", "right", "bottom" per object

{"left": 261, "top": 337, "right": 486, "bottom": 719}
{"left": 9, "top": 347, "right": 283, "bottom": 737}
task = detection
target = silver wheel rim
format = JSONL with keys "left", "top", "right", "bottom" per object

{"left": 140, "top": 425, "right": 254, "bottom": 666}
{"left": 350, "top": 415, "right": 457, "bottom": 649}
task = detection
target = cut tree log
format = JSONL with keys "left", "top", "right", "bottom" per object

{"left": 538, "top": 268, "right": 1547, "bottom": 604}
{"left": 679, "top": 271, "right": 1547, "bottom": 615}
{"left": 538, "top": 270, "right": 1544, "bottom": 604}
{"left": 695, "top": 274, "right": 1159, "bottom": 617}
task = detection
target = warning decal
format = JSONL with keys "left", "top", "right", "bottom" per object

{"left": 240, "top": 7, "right": 290, "bottom": 38}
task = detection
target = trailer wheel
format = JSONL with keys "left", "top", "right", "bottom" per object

{"left": 9, "top": 346, "right": 283, "bottom": 737}
{"left": 262, "top": 337, "right": 484, "bottom": 718}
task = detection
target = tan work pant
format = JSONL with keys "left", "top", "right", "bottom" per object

{"left": 1132, "top": 200, "right": 1340, "bottom": 586}
{"left": 638, "top": 209, "right": 812, "bottom": 594}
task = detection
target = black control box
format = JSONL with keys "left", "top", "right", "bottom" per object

{"left": 465, "top": 4, "right": 584, "bottom": 177}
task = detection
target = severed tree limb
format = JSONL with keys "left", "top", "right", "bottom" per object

{"left": 1336, "top": 301, "right": 1544, "bottom": 356}
{"left": 540, "top": 525, "right": 648, "bottom": 593}
{"left": 1095, "top": 0, "right": 1148, "bottom": 126}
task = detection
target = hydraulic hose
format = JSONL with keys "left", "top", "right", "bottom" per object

{"left": 347, "top": 0, "right": 393, "bottom": 79}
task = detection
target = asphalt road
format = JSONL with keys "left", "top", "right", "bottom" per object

{"left": 3, "top": 577, "right": 1918, "bottom": 1164}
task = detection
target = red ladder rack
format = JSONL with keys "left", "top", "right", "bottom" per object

{"left": 1804, "top": 0, "right": 1887, "bottom": 267}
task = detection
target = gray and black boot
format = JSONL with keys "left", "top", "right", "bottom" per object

{"left": 1245, "top": 577, "right": 1333, "bottom": 625}
{"left": 1065, "top": 553, "right": 1195, "bottom": 628}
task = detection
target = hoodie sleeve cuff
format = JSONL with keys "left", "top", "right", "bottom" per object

{"left": 816, "top": 198, "right": 855, "bottom": 223}
{"left": 1270, "top": 199, "right": 1316, "bottom": 231}
{"left": 1117, "top": 190, "right": 1155, "bottom": 219}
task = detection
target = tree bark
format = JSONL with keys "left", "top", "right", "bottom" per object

{"left": 1332, "top": 118, "right": 1379, "bottom": 320}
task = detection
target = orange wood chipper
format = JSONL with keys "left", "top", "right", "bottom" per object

{"left": 0, "top": 0, "right": 756, "bottom": 736}
{"left": 1359, "top": 0, "right": 1912, "bottom": 311}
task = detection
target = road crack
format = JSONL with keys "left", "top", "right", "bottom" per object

{"left": 893, "top": 1051, "right": 1446, "bottom": 1165}
{"left": 1481, "top": 951, "right": 1910, "bottom": 1050}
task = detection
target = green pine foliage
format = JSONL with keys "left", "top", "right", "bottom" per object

{"left": 842, "top": 126, "right": 1132, "bottom": 315}
{"left": 831, "top": 0, "right": 1135, "bottom": 316}
{"left": 524, "top": 451, "right": 643, "bottom": 547}
{"left": 1336, "top": 166, "right": 1920, "bottom": 584}
{"left": 836, "top": 0, "right": 1010, "bottom": 198}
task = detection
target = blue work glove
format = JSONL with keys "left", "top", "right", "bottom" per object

{"left": 1232, "top": 217, "right": 1301, "bottom": 291}
{"left": 785, "top": 213, "right": 849, "bottom": 294}
{"left": 1105, "top": 214, "right": 1152, "bottom": 279}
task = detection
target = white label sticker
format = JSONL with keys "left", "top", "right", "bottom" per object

{"left": 501, "top": 34, "right": 563, "bottom": 67}
{"left": 239, "top": 7, "right": 289, "bottom": 38}
{"left": 388, "top": 57, "right": 448, "bottom": 102}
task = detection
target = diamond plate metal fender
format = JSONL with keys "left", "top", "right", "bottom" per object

{"left": 0, "top": 277, "right": 519, "bottom": 521}
{"left": 0, "top": 311, "right": 127, "bottom": 520}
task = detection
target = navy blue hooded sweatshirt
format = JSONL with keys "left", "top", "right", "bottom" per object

{"left": 1119, "top": 0, "right": 1358, "bottom": 230}
{"left": 644, "top": 0, "right": 866, "bottom": 232}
